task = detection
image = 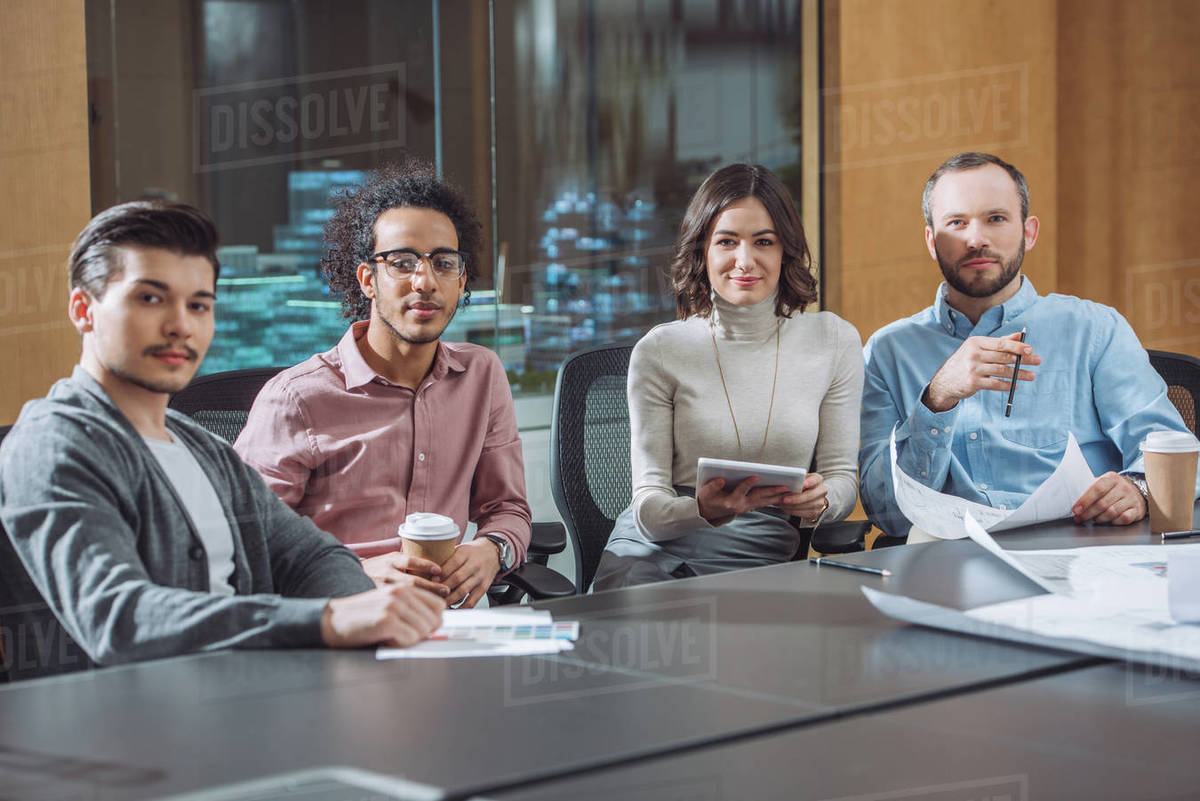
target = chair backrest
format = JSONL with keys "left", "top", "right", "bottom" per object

{"left": 168, "top": 366, "right": 285, "bottom": 443}
{"left": 549, "top": 344, "right": 634, "bottom": 592}
{"left": 1148, "top": 350, "right": 1200, "bottom": 438}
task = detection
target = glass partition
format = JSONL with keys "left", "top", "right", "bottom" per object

{"left": 86, "top": 0, "right": 815, "bottom": 400}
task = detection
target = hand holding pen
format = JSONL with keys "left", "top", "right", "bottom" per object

{"left": 922, "top": 331, "right": 1040, "bottom": 413}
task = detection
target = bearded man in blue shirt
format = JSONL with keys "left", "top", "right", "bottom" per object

{"left": 860, "top": 151, "right": 1199, "bottom": 538}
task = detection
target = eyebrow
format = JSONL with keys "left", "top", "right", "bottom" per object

{"left": 132, "top": 278, "right": 216, "bottom": 300}
{"left": 939, "top": 208, "right": 1011, "bottom": 221}
{"left": 713, "top": 228, "right": 777, "bottom": 237}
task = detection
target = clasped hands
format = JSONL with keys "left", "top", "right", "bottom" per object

{"left": 923, "top": 332, "right": 1146, "bottom": 526}
{"left": 697, "top": 472, "right": 827, "bottom": 526}
{"left": 361, "top": 538, "right": 502, "bottom": 608}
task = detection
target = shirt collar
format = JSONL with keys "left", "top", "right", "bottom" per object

{"left": 337, "top": 320, "right": 466, "bottom": 390}
{"left": 933, "top": 275, "right": 1040, "bottom": 337}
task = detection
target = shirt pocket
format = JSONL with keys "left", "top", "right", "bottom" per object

{"left": 997, "top": 368, "right": 1073, "bottom": 450}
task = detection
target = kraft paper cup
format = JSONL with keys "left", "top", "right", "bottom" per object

{"left": 398, "top": 512, "right": 460, "bottom": 569}
{"left": 1141, "top": 431, "right": 1200, "bottom": 534}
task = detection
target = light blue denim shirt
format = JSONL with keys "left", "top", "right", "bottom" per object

{"left": 860, "top": 277, "right": 1199, "bottom": 536}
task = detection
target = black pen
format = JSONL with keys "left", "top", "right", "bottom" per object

{"left": 1161, "top": 529, "right": 1200, "bottom": 541}
{"left": 809, "top": 557, "right": 891, "bottom": 577}
{"left": 1004, "top": 327, "right": 1027, "bottom": 418}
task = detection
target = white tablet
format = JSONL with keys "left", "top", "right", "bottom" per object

{"left": 696, "top": 457, "right": 807, "bottom": 493}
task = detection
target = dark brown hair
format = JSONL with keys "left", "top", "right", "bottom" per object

{"left": 922, "top": 151, "right": 1029, "bottom": 225}
{"left": 671, "top": 163, "right": 817, "bottom": 319}
{"left": 69, "top": 201, "right": 220, "bottom": 297}
{"left": 321, "top": 158, "right": 482, "bottom": 321}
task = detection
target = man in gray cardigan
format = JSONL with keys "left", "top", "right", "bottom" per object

{"left": 0, "top": 201, "right": 443, "bottom": 680}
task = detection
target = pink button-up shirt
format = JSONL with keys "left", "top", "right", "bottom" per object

{"left": 234, "top": 321, "right": 531, "bottom": 564}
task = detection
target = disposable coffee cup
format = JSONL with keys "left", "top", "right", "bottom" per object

{"left": 398, "top": 512, "right": 460, "bottom": 568}
{"left": 1140, "top": 431, "right": 1200, "bottom": 534}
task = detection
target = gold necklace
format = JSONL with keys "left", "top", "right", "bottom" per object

{"left": 710, "top": 321, "right": 781, "bottom": 461}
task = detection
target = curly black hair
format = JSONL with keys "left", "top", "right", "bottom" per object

{"left": 321, "top": 158, "right": 483, "bottom": 320}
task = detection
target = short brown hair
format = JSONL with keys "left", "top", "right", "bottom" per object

{"left": 671, "top": 163, "right": 817, "bottom": 319}
{"left": 69, "top": 201, "right": 220, "bottom": 298}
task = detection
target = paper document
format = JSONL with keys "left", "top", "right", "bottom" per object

{"left": 863, "top": 543, "right": 1200, "bottom": 674}
{"left": 376, "top": 607, "right": 580, "bottom": 660}
{"left": 890, "top": 429, "right": 1095, "bottom": 540}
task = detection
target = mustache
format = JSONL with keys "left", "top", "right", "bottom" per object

{"left": 957, "top": 249, "right": 1002, "bottom": 266}
{"left": 143, "top": 344, "right": 199, "bottom": 360}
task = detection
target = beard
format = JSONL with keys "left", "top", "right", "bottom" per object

{"left": 936, "top": 239, "right": 1024, "bottom": 298}
{"left": 377, "top": 295, "right": 459, "bottom": 345}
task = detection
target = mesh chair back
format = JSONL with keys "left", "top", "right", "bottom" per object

{"left": 550, "top": 344, "right": 634, "bottom": 591}
{"left": 168, "top": 367, "right": 285, "bottom": 443}
{"left": 1148, "top": 350, "right": 1200, "bottom": 437}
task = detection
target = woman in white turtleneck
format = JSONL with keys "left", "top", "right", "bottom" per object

{"left": 592, "top": 164, "right": 864, "bottom": 590}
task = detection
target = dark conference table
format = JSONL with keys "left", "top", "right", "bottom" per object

{"left": 1, "top": 507, "right": 1196, "bottom": 801}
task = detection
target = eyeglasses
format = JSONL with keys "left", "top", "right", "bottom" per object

{"left": 370, "top": 248, "right": 466, "bottom": 280}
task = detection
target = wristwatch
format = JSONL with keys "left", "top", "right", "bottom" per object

{"left": 481, "top": 534, "right": 514, "bottom": 572}
{"left": 1124, "top": 472, "right": 1149, "bottom": 500}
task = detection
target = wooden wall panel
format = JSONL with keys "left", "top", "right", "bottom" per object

{"left": 1057, "top": 0, "right": 1200, "bottom": 356}
{"left": 823, "top": 0, "right": 1058, "bottom": 344}
{"left": 0, "top": 0, "right": 91, "bottom": 424}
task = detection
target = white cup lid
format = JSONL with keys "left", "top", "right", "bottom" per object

{"left": 397, "top": 512, "right": 460, "bottom": 540}
{"left": 1141, "top": 430, "right": 1200, "bottom": 454}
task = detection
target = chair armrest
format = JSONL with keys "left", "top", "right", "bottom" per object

{"left": 811, "top": 520, "right": 871, "bottom": 555}
{"left": 501, "top": 562, "right": 576, "bottom": 600}
{"left": 528, "top": 521, "right": 567, "bottom": 557}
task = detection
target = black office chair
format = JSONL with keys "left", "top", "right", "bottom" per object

{"left": 1148, "top": 350, "right": 1200, "bottom": 438}
{"left": 168, "top": 368, "right": 574, "bottom": 603}
{"left": 548, "top": 343, "right": 875, "bottom": 593}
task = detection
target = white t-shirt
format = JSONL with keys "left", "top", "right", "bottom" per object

{"left": 144, "top": 435, "right": 237, "bottom": 595}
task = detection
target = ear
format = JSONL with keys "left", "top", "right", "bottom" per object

{"left": 1023, "top": 214, "right": 1040, "bottom": 251}
{"left": 356, "top": 262, "right": 376, "bottom": 301}
{"left": 924, "top": 225, "right": 938, "bottom": 261}
{"left": 68, "top": 287, "right": 94, "bottom": 335}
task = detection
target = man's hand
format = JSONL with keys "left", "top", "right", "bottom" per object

{"left": 360, "top": 552, "right": 449, "bottom": 598}
{"left": 697, "top": 476, "right": 790, "bottom": 526}
{"left": 778, "top": 473, "right": 828, "bottom": 520}
{"left": 320, "top": 585, "right": 445, "bottom": 648}
{"left": 1072, "top": 472, "right": 1148, "bottom": 526}
{"left": 923, "top": 332, "right": 1041, "bottom": 413}
{"left": 440, "top": 538, "right": 503, "bottom": 608}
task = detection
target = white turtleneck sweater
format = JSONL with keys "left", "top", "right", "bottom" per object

{"left": 629, "top": 292, "right": 863, "bottom": 542}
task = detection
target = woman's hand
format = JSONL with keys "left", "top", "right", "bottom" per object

{"left": 697, "top": 476, "right": 791, "bottom": 526}
{"left": 778, "top": 473, "right": 828, "bottom": 522}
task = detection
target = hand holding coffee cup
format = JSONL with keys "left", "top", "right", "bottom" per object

{"left": 1140, "top": 431, "right": 1200, "bottom": 534}
{"left": 398, "top": 512, "right": 462, "bottom": 573}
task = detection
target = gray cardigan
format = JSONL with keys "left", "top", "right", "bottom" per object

{"left": 0, "top": 367, "right": 373, "bottom": 675}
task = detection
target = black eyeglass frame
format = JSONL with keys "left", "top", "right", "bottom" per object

{"left": 368, "top": 247, "right": 468, "bottom": 279}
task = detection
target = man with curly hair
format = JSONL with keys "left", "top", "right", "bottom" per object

{"left": 236, "top": 160, "right": 530, "bottom": 608}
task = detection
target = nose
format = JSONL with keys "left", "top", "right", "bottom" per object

{"left": 964, "top": 219, "right": 990, "bottom": 250}
{"left": 409, "top": 257, "right": 438, "bottom": 292}
{"left": 733, "top": 242, "right": 755, "bottom": 271}
{"left": 164, "top": 300, "right": 192, "bottom": 339}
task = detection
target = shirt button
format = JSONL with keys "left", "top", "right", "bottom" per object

{"left": 930, "top": 428, "right": 939, "bottom": 436}
{"left": 943, "top": 428, "right": 950, "bottom": 434}
{"left": 418, "top": 453, "right": 426, "bottom": 462}
{"left": 980, "top": 483, "right": 989, "bottom": 490}
{"left": 188, "top": 545, "right": 205, "bottom": 561}
{"left": 969, "top": 432, "right": 978, "bottom": 440}
{"left": 920, "top": 471, "right": 928, "bottom": 478}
